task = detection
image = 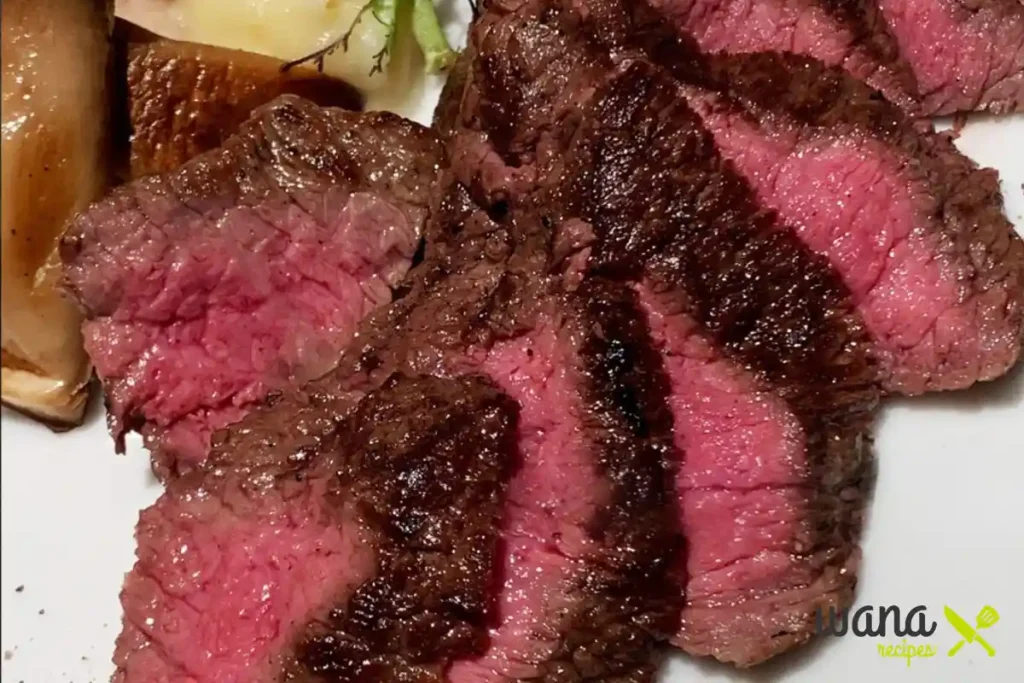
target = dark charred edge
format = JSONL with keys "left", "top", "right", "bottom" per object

{"left": 449, "top": 0, "right": 611, "bottom": 177}
{"left": 577, "top": 0, "right": 918, "bottom": 112}
{"left": 586, "top": 0, "right": 905, "bottom": 133}
{"left": 433, "top": 49, "right": 474, "bottom": 140}
{"left": 286, "top": 373, "right": 519, "bottom": 683}
{"left": 816, "top": 0, "right": 920, "bottom": 107}
{"left": 550, "top": 60, "right": 879, "bottom": 662}
{"left": 636, "top": 44, "right": 1024, "bottom": 392}
{"left": 526, "top": 278, "right": 681, "bottom": 683}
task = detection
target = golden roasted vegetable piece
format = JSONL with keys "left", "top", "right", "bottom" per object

{"left": 120, "top": 23, "right": 362, "bottom": 179}
{"left": 1, "top": 0, "right": 114, "bottom": 428}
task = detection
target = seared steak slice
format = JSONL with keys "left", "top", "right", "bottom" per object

{"left": 637, "top": 42, "right": 1024, "bottom": 393}
{"left": 877, "top": 0, "right": 1024, "bottom": 114}
{"left": 115, "top": 373, "right": 517, "bottom": 683}
{"left": 62, "top": 96, "right": 442, "bottom": 475}
{"left": 553, "top": 63, "right": 877, "bottom": 666}
{"left": 442, "top": 0, "right": 877, "bottom": 665}
{"left": 347, "top": 232, "right": 682, "bottom": 681}
{"left": 638, "top": 284, "right": 861, "bottom": 664}
{"left": 493, "top": 0, "right": 1024, "bottom": 393}
{"left": 447, "top": 277, "right": 679, "bottom": 683}
{"left": 647, "top": 0, "right": 920, "bottom": 111}
{"left": 649, "top": 0, "right": 1024, "bottom": 115}
{"left": 200, "top": 186, "right": 682, "bottom": 682}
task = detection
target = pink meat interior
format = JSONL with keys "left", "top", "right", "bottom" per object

{"left": 449, "top": 322, "right": 602, "bottom": 682}
{"left": 637, "top": 284, "right": 810, "bottom": 598}
{"left": 636, "top": 283, "right": 858, "bottom": 661}
{"left": 82, "top": 189, "right": 418, "bottom": 468}
{"left": 114, "top": 477, "right": 372, "bottom": 683}
{"left": 878, "top": 0, "right": 1024, "bottom": 114}
{"left": 651, "top": 0, "right": 901, "bottom": 99}
{"left": 688, "top": 97, "right": 985, "bottom": 392}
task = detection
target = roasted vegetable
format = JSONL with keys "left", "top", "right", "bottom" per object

{"left": 120, "top": 22, "right": 362, "bottom": 179}
{"left": 116, "top": 0, "right": 454, "bottom": 95}
{"left": 1, "top": 0, "right": 114, "bottom": 428}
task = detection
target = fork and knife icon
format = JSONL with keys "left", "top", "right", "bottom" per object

{"left": 945, "top": 605, "right": 999, "bottom": 657}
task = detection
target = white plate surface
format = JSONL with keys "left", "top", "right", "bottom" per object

{"left": 2, "top": 3, "right": 1023, "bottom": 681}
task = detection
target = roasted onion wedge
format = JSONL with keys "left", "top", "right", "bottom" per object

{"left": 1, "top": 0, "right": 114, "bottom": 428}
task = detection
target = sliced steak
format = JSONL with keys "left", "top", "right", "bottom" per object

{"left": 635, "top": 41, "right": 1024, "bottom": 393}
{"left": 61, "top": 95, "right": 442, "bottom": 475}
{"left": 638, "top": 284, "right": 859, "bottom": 664}
{"left": 447, "top": 277, "right": 679, "bottom": 683}
{"left": 649, "top": 0, "right": 1024, "bottom": 115}
{"left": 443, "top": 0, "right": 878, "bottom": 665}
{"left": 209, "top": 191, "right": 681, "bottom": 681}
{"left": 553, "top": 63, "right": 877, "bottom": 666}
{"left": 115, "top": 372, "right": 518, "bottom": 683}
{"left": 114, "top": 148, "right": 681, "bottom": 681}
{"left": 877, "top": 0, "right": 1024, "bottom": 114}
{"left": 647, "top": 0, "right": 921, "bottom": 111}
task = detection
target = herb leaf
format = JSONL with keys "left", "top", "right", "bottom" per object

{"left": 412, "top": 0, "right": 457, "bottom": 73}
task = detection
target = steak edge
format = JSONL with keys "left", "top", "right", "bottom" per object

{"left": 115, "top": 372, "right": 518, "bottom": 683}
{"left": 62, "top": 95, "right": 443, "bottom": 475}
{"left": 441, "top": 0, "right": 878, "bottom": 665}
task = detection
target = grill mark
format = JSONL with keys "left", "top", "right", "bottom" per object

{"left": 519, "top": 278, "right": 680, "bottom": 683}
{"left": 286, "top": 374, "right": 519, "bottom": 683}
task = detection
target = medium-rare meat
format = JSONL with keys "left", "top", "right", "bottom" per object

{"left": 441, "top": 0, "right": 878, "bottom": 665}
{"left": 165, "top": 180, "right": 682, "bottom": 682}
{"left": 115, "top": 372, "right": 518, "bottom": 683}
{"left": 447, "top": 277, "right": 679, "bottom": 683}
{"left": 649, "top": 0, "right": 1024, "bottom": 115}
{"left": 62, "top": 95, "right": 442, "bottom": 475}
{"left": 119, "top": 21, "right": 362, "bottom": 179}
{"left": 877, "top": 0, "right": 1024, "bottom": 114}
{"left": 647, "top": 0, "right": 921, "bottom": 111}
{"left": 554, "top": 64, "right": 877, "bottom": 665}
{"left": 634, "top": 33, "right": 1024, "bottom": 393}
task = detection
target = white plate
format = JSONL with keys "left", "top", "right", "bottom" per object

{"left": 2, "top": 3, "right": 1023, "bottom": 681}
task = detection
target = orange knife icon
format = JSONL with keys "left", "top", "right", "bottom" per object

{"left": 946, "top": 605, "right": 998, "bottom": 657}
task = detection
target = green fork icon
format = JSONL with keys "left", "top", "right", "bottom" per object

{"left": 945, "top": 605, "right": 999, "bottom": 657}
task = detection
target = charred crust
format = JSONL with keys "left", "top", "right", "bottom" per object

{"left": 528, "top": 279, "right": 680, "bottom": 683}
{"left": 287, "top": 374, "right": 519, "bottom": 683}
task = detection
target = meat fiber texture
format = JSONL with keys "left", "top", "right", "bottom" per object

{"left": 648, "top": 0, "right": 920, "bottom": 110}
{"left": 649, "top": 0, "right": 1024, "bottom": 116}
{"left": 554, "top": 66, "right": 877, "bottom": 664}
{"left": 145, "top": 170, "right": 684, "bottom": 683}
{"left": 114, "top": 372, "right": 518, "bottom": 683}
{"left": 61, "top": 96, "right": 443, "bottom": 476}
{"left": 634, "top": 35, "right": 1024, "bottom": 393}
{"left": 877, "top": 0, "right": 1024, "bottom": 114}
{"left": 441, "top": 0, "right": 878, "bottom": 666}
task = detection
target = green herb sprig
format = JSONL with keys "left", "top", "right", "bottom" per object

{"left": 282, "top": 0, "right": 456, "bottom": 77}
